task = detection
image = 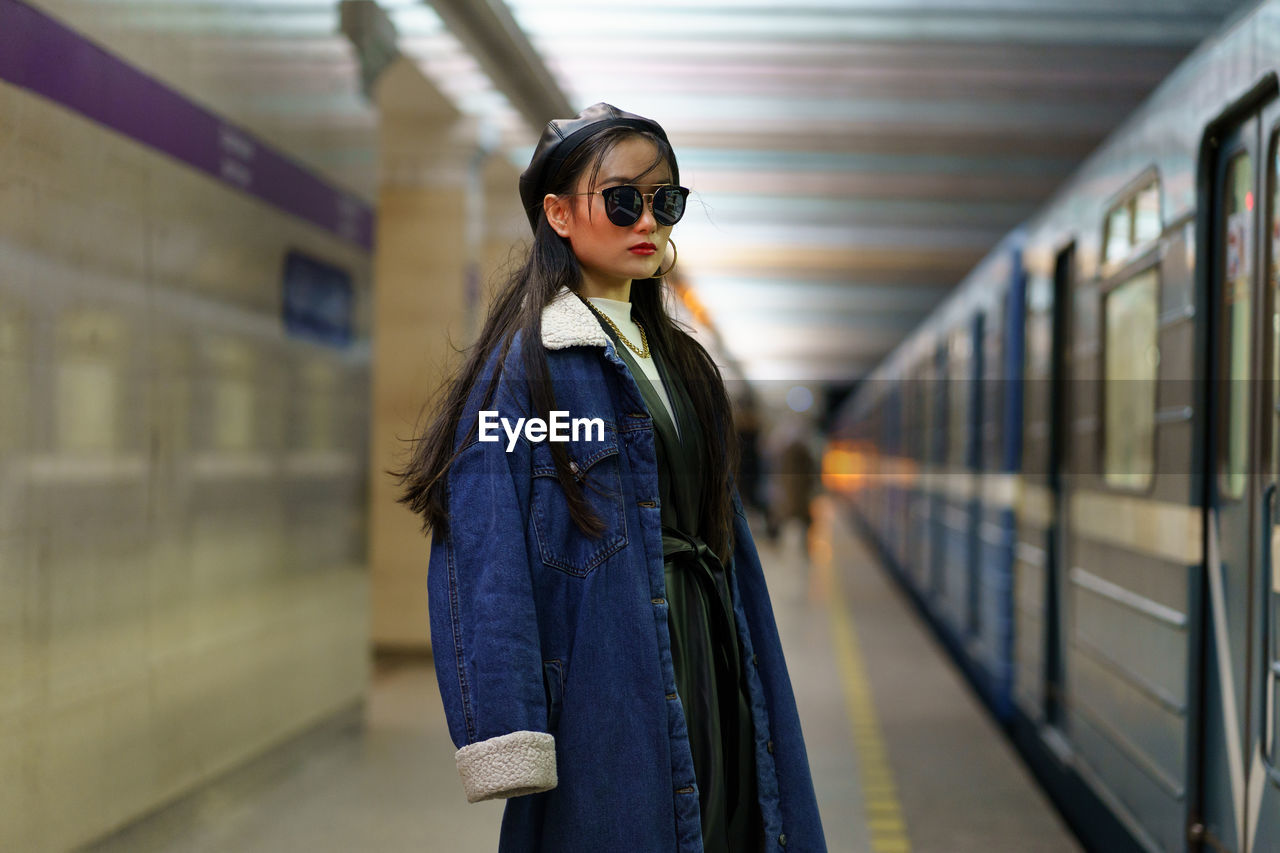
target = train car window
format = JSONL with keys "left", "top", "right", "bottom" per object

{"left": 1272, "top": 135, "right": 1279, "bottom": 296}
{"left": 984, "top": 304, "right": 1003, "bottom": 470}
{"left": 915, "top": 361, "right": 928, "bottom": 464}
{"left": 1133, "top": 182, "right": 1161, "bottom": 245}
{"left": 1219, "top": 152, "right": 1253, "bottom": 500}
{"left": 898, "top": 369, "right": 908, "bottom": 462}
{"left": 949, "top": 329, "right": 969, "bottom": 466}
{"left": 922, "top": 357, "right": 935, "bottom": 468}
{"left": 934, "top": 342, "right": 948, "bottom": 467}
{"left": 1025, "top": 273, "right": 1052, "bottom": 375}
{"left": 904, "top": 362, "right": 915, "bottom": 462}
{"left": 1102, "top": 269, "right": 1159, "bottom": 490}
{"left": 1023, "top": 273, "right": 1050, "bottom": 476}
{"left": 1103, "top": 177, "right": 1162, "bottom": 268}
{"left": 1105, "top": 204, "right": 1132, "bottom": 265}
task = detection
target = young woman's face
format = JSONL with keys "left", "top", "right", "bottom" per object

{"left": 546, "top": 136, "right": 675, "bottom": 297}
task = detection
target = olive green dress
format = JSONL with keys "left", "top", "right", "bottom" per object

{"left": 591, "top": 309, "right": 762, "bottom": 852}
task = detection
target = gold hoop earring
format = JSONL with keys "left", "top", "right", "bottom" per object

{"left": 656, "top": 240, "right": 678, "bottom": 278}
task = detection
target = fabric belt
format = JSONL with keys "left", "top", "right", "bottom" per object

{"left": 661, "top": 526, "right": 722, "bottom": 570}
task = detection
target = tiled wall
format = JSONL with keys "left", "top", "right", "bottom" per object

{"left": 0, "top": 65, "right": 372, "bottom": 853}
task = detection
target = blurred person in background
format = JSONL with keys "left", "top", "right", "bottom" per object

{"left": 765, "top": 413, "right": 820, "bottom": 560}
{"left": 394, "top": 104, "right": 825, "bottom": 852}
{"left": 733, "top": 390, "right": 767, "bottom": 520}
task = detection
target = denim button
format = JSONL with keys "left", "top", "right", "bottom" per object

{"left": 652, "top": 597, "right": 666, "bottom": 605}
{"left": 638, "top": 499, "right": 657, "bottom": 508}
{"left": 752, "top": 654, "right": 759, "bottom": 666}
{"left": 766, "top": 740, "right": 774, "bottom": 754}
{"left": 778, "top": 833, "right": 787, "bottom": 846}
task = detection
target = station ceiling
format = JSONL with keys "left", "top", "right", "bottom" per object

{"left": 45, "top": 0, "right": 1246, "bottom": 390}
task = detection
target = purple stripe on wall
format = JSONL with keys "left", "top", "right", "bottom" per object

{"left": 0, "top": 0, "right": 374, "bottom": 251}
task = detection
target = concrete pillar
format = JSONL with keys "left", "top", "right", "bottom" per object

{"left": 481, "top": 152, "right": 532, "bottom": 306}
{"left": 367, "top": 58, "right": 480, "bottom": 650}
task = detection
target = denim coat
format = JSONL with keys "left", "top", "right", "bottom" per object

{"left": 429, "top": 287, "right": 827, "bottom": 852}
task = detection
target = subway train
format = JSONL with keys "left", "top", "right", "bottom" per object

{"left": 825, "top": 1, "right": 1280, "bottom": 851}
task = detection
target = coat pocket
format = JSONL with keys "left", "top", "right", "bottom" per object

{"left": 530, "top": 431, "right": 628, "bottom": 577}
{"left": 542, "top": 658, "right": 564, "bottom": 733}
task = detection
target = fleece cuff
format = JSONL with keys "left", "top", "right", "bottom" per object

{"left": 455, "top": 730, "right": 557, "bottom": 803}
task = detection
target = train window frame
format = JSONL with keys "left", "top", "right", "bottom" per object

{"left": 1101, "top": 169, "right": 1163, "bottom": 274}
{"left": 1098, "top": 259, "right": 1162, "bottom": 494}
{"left": 1217, "top": 149, "right": 1255, "bottom": 504}
{"left": 1265, "top": 124, "right": 1280, "bottom": 770}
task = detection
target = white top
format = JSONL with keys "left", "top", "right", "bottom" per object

{"left": 587, "top": 297, "right": 679, "bottom": 438}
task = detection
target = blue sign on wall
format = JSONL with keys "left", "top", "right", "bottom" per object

{"left": 282, "top": 250, "right": 355, "bottom": 347}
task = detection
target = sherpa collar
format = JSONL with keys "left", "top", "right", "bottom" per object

{"left": 540, "top": 286, "right": 610, "bottom": 350}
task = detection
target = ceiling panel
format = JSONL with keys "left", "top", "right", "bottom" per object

{"left": 31, "top": 0, "right": 1248, "bottom": 393}
{"left": 504, "top": 0, "right": 1245, "bottom": 390}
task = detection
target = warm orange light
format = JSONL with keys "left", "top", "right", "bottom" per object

{"left": 821, "top": 442, "right": 870, "bottom": 494}
{"left": 677, "top": 285, "right": 709, "bottom": 326}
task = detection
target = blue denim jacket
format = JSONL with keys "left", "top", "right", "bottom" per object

{"left": 429, "top": 288, "right": 827, "bottom": 852}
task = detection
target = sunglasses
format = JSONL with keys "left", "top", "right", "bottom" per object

{"left": 571, "top": 184, "right": 690, "bottom": 227}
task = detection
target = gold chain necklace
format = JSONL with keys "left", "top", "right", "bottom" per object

{"left": 583, "top": 297, "right": 650, "bottom": 359}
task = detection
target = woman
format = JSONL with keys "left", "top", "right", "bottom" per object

{"left": 396, "top": 103, "right": 825, "bottom": 852}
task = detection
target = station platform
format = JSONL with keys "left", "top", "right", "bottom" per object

{"left": 85, "top": 498, "right": 1080, "bottom": 853}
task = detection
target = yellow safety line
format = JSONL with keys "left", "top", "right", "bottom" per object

{"left": 826, "top": 565, "right": 913, "bottom": 853}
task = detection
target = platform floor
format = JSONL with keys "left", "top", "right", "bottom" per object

{"left": 86, "top": 498, "right": 1080, "bottom": 853}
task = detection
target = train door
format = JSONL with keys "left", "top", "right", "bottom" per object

{"left": 1201, "top": 97, "right": 1280, "bottom": 853}
{"left": 918, "top": 353, "right": 936, "bottom": 593}
{"left": 891, "top": 386, "right": 908, "bottom": 568}
{"left": 942, "top": 326, "right": 972, "bottom": 635}
{"left": 1245, "top": 99, "right": 1280, "bottom": 853}
{"left": 1046, "top": 244, "right": 1072, "bottom": 729}
{"left": 1015, "top": 246, "right": 1071, "bottom": 730}
{"left": 915, "top": 357, "right": 933, "bottom": 591}
{"left": 967, "top": 312, "right": 985, "bottom": 641}
{"left": 896, "top": 386, "right": 911, "bottom": 568}
{"left": 930, "top": 339, "right": 949, "bottom": 601}
{"left": 908, "top": 358, "right": 927, "bottom": 587}
{"left": 1016, "top": 270, "right": 1053, "bottom": 723}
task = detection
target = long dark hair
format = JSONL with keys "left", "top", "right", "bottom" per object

{"left": 393, "top": 127, "right": 740, "bottom": 564}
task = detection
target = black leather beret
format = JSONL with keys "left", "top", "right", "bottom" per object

{"left": 518, "top": 102, "right": 674, "bottom": 233}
